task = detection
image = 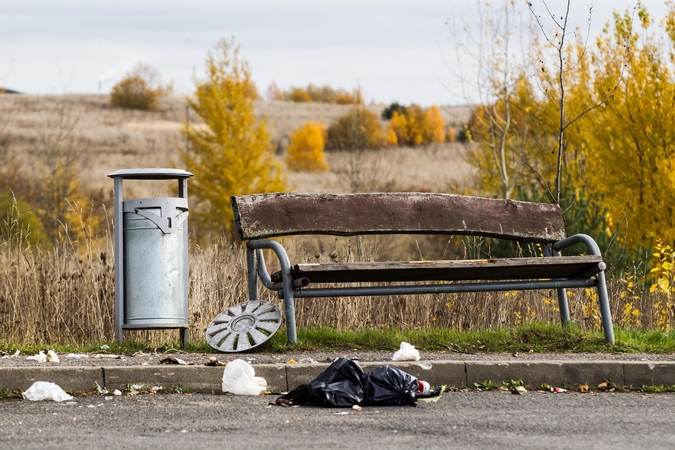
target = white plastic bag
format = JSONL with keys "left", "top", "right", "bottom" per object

{"left": 26, "top": 351, "right": 47, "bottom": 363}
{"left": 46, "top": 350, "right": 60, "bottom": 362}
{"left": 22, "top": 381, "right": 73, "bottom": 402}
{"left": 392, "top": 341, "right": 420, "bottom": 361}
{"left": 221, "top": 359, "right": 266, "bottom": 395}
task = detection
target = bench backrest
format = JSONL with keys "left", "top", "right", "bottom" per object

{"left": 231, "top": 193, "right": 566, "bottom": 242}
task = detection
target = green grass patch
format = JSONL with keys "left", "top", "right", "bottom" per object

{"left": 4, "top": 322, "right": 675, "bottom": 354}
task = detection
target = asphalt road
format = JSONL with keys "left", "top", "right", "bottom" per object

{"left": 1, "top": 391, "right": 674, "bottom": 449}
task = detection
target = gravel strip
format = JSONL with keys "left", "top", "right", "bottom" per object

{"left": 2, "top": 349, "right": 675, "bottom": 368}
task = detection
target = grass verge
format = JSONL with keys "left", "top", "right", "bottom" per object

{"left": 3, "top": 322, "right": 675, "bottom": 354}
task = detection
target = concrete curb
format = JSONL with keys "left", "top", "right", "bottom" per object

{"left": 2, "top": 361, "right": 675, "bottom": 394}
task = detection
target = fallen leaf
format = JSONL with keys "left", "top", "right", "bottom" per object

{"left": 287, "top": 359, "right": 297, "bottom": 364}
{"left": 578, "top": 384, "right": 589, "bottom": 393}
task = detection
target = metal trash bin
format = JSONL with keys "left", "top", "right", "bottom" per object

{"left": 108, "top": 169, "right": 193, "bottom": 346}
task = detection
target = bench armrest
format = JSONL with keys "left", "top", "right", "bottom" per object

{"left": 552, "top": 234, "right": 602, "bottom": 257}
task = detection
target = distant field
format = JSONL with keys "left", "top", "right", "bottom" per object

{"left": 0, "top": 94, "right": 473, "bottom": 197}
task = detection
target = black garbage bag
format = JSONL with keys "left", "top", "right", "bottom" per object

{"left": 276, "top": 358, "right": 419, "bottom": 407}
{"left": 364, "top": 364, "right": 418, "bottom": 406}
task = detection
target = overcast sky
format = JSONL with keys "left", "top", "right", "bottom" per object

{"left": 0, "top": 0, "right": 668, "bottom": 106}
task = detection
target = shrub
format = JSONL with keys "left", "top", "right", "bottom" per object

{"left": 381, "top": 102, "right": 407, "bottom": 120}
{"left": 335, "top": 92, "right": 359, "bottom": 105}
{"left": 384, "top": 104, "right": 445, "bottom": 146}
{"left": 406, "top": 104, "right": 432, "bottom": 146}
{"left": 0, "top": 192, "right": 48, "bottom": 248}
{"left": 285, "top": 122, "right": 330, "bottom": 172}
{"left": 282, "top": 84, "right": 363, "bottom": 104}
{"left": 388, "top": 111, "right": 409, "bottom": 145}
{"left": 287, "top": 87, "right": 313, "bottom": 103}
{"left": 110, "top": 64, "right": 171, "bottom": 111}
{"left": 326, "top": 107, "right": 386, "bottom": 151}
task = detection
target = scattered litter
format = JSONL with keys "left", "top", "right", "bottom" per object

{"left": 129, "top": 384, "right": 144, "bottom": 391}
{"left": 2, "top": 350, "right": 20, "bottom": 358}
{"left": 27, "top": 351, "right": 47, "bottom": 363}
{"left": 94, "top": 354, "right": 122, "bottom": 359}
{"left": 66, "top": 353, "right": 89, "bottom": 360}
{"left": 132, "top": 351, "right": 144, "bottom": 357}
{"left": 554, "top": 387, "right": 567, "bottom": 393}
{"left": 100, "top": 344, "right": 110, "bottom": 350}
{"left": 160, "top": 357, "right": 190, "bottom": 365}
{"left": 298, "top": 358, "right": 318, "bottom": 364}
{"left": 512, "top": 386, "right": 528, "bottom": 395}
{"left": 105, "top": 397, "right": 113, "bottom": 401}
{"left": 113, "top": 389, "right": 122, "bottom": 396}
{"left": 276, "top": 358, "right": 441, "bottom": 408}
{"left": 578, "top": 384, "right": 590, "bottom": 393}
{"left": 22, "top": 381, "right": 73, "bottom": 402}
{"left": 221, "top": 359, "right": 267, "bottom": 395}
{"left": 512, "top": 352, "right": 519, "bottom": 358}
{"left": 94, "top": 381, "right": 108, "bottom": 395}
{"left": 392, "top": 342, "right": 420, "bottom": 362}
{"left": 141, "top": 363, "right": 148, "bottom": 366}
{"left": 205, "top": 357, "right": 226, "bottom": 367}
{"left": 335, "top": 412, "right": 349, "bottom": 415}
{"left": 287, "top": 359, "right": 297, "bottom": 364}
{"left": 46, "top": 350, "right": 60, "bottom": 363}
{"left": 352, "top": 405, "right": 362, "bottom": 411}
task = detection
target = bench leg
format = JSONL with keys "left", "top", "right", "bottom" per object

{"left": 596, "top": 270, "right": 615, "bottom": 344}
{"left": 552, "top": 234, "right": 615, "bottom": 344}
{"left": 246, "top": 240, "right": 297, "bottom": 346}
{"left": 556, "top": 288, "right": 571, "bottom": 326}
{"left": 246, "top": 246, "right": 258, "bottom": 300}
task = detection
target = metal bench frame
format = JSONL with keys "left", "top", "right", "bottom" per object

{"left": 232, "top": 193, "right": 615, "bottom": 345}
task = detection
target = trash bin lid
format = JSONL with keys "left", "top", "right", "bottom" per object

{"left": 107, "top": 168, "right": 193, "bottom": 180}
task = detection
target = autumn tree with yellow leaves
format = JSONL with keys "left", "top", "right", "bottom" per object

{"left": 179, "top": 39, "right": 286, "bottom": 239}
{"left": 285, "top": 121, "right": 330, "bottom": 172}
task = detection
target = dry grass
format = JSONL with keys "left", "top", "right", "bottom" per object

{"left": 0, "top": 227, "right": 665, "bottom": 346}
{"left": 0, "top": 94, "right": 472, "bottom": 198}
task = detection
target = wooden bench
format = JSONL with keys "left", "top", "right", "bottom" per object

{"left": 231, "top": 193, "right": 615, "bottom": 345}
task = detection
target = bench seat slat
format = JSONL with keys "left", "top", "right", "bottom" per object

{"left": 232, "top": 193, "right": 566, "bottom": 242}
{"left": 287, "top": 256, "right": 604, "bottom": 283}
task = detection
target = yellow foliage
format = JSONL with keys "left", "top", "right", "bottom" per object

{"left": 385, "top": 127, "right": 398, "bottom": 146}
{"left": 389, "top": 111, "right": 408, "bottom": 145}
{"left": 445, "top": 125, "right": 456, "bottom": 142}
{"left": 179, "top": 38, "right": 286, "bottom": 238}
{"left": 427, "top": 105, "right": 446, "bottom": 143}
{"left": 288, "top": 88, "right": 312, "bottom": 103}
{"left": 387, "top": 104, "right": 444, "bottom": 147}
{"left": 577, "top": 7, "right": 675, "bottom": 247}
{"left": 285, "top": 121, "right": 330, "bottom": 172}
{"left": 335, "top": 92, "right": 359, "bottom": 105}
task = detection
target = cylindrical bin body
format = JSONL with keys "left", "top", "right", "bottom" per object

{"left": 122, "top": 197, "right": 188, "bottom": 327}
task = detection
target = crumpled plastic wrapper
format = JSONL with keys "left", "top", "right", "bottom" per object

{"left": 392, "top": 342, "right": 420, "bottom": 361}
{"left": 22, "top": 381, "right": 73, "bottom": 402}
